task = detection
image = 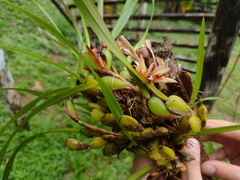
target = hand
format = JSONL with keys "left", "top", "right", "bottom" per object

{"left": 131, "top": 138, "right": 202, "bottom": 180}
{"left": 201, "top": 120, "right": 240, "bottom": 180}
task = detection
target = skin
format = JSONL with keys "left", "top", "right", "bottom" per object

{"left": 131, "top": 120, "right": 240, "bottom": 180}
{"left": 201, "top": 120, "right": 240, "bottom": 180}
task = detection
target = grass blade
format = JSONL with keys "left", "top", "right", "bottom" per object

{"left": 190, "top": 18, "right": 205, "bottom": 104}
{"left": 127, "top": 164, "right": 154, "bottom": 180}
{"left": 111, "top": 0, "right": 138, "bottom": 39}
{"left": 189, "top": 124, "right": 240, "bottom": 136}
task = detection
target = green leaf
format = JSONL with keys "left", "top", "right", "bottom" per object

{"left": 74, "top": 0, "right": 168, "bottom": 101}
{"left": 127, "top": 164, "right": 154, "bottom": 180}
{"left": 4, "top": 0, "right": 80, "bottom": 59}
{"left": 3, "top": 128, "right": 80, "bottom": 180}
{"left": 0, "top": 45, "right": 84, "bottom": 83}
{"left": 0, "top": 84, "right": 98, "bottom": 168}
{"left": 0, "top": 87, "right": 69, "bottom": 138}
{"left": 134, "top": 0, "right": 155, "bottom": 49}
{"left": 190, "top": 18, "right": 205, "bottom": 105}
{"left": 91, "top": 70, "right": 136, "bottom": 145}
{"left": 0, "top": 88, "right": 43, "bottom": 96}
{"left": 189, "top": 124, "right": 240, "bottom": 136}
{"left": 111, "top": 0, "right": 138, "bottom": 39}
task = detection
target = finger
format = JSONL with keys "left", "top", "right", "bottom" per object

{"left": 181, "top": 138, "right": 202, "bottom": 180}
{"left": 208, "top": 146, "right": 227, "bottom": 161}
{"left": 202, "top": 160, "right": 240, "bottom": 180}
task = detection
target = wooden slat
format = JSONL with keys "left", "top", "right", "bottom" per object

{"left": 107, "top": 26, "right": 212, "bottom": 34}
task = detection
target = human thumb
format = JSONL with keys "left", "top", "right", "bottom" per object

{"left": 181, "top": 138, "right": 202, "bottom": 180}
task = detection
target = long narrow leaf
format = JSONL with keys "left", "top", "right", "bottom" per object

{"left": 91, "top": 70, "right": 136, "bottom": 145}
{"left": 189, "top": 124, "right": 240, "bottom": 136}
{"left": 0, "top": 45, "right": 84, "bottom": 83}
{"left": 190, "top": 18, "right": 205, "bottom": 104}
{"left": 0, "top": 87, "right": 68, "bottom": 138}
{"left": 3, "top": 128, "right": 80, "bottom": 180}
{"left": 111, "top": 0, "right": 138, "bottom": 39}
{"left": 33, "top": 0, "right": 61, "bottom": 32}
{"left": 127, "top": 164, "right": 154, "bottom": 180}
{"left": 73, "top": 0, "right": 168, "bottom": 101}
{"left": 0, "top": 83, "right": 98, "bottom": 167}
{"left": 4, "top": 0, "right": 80, "bottom": 59}
{"left": 134, "top": 0, "right": 155, "bottom": 49}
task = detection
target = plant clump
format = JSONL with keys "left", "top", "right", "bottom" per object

{"left": 63, "top": 36, "right": 208, "bottom": 180}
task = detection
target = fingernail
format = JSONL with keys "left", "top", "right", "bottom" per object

{"left": 186, "top": 138, "right": 200, "bottom": 153}
{"left": 202, "top": 164, "right": 216, "bottom": 176}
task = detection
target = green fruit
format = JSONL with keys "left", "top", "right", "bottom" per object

{"left": 196, "top": 104, "right": 208, "bottom": 128}
{"left": 189, "top": 115, "right": 202, "bottom": 134}
{"left": 118, "top": 115, "right": 144, "bottom": 132}
{"left": 90, "top": 137, "right": 109, "bottom": 149}
{"left": 90, "top": 108, "right": 105, "bottom": 121}
{"left": 148, "top": 149, "right": 161, "bottom": 161}
{"left": 101, "top": 76, "right": 126, "bottom": 90}
{"left": 119, "top": 70, "right": 130, "bottom": 81}
{"left": 148, "top": 96, "right": 171, "bottom": 117}
{"left": 66, "top": 138, "right": 90, "bottom": 151}
{"left": 158, "top": 145, "right": 177, "bottom": 161}
{"left": 165, "top": 95, "right": 190, "bottom": 115}
{"left": 103, "top": 143, "right": 119, "bottom": 156}
{"left": 154, "top": 127, "right": 169, "bottom": 136}
{"left": 140, "top": 127, "right": 154, "bottom": 138}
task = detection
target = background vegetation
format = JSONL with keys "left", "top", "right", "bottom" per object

{"left": 0, "top": 0, "right": 239, "bottom": 179}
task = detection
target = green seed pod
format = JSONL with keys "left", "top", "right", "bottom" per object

{"left": 148, "top": 149, "right": 161, "bottom": 161}
{"left": 97, "top": 98, "right": 109, "bottom": 109}
{"left": 179, "top": 116, "right": 191, "bottom": 134}
{"left": 119, "top": 70, "right": 130, "bottom": 81}
{"left": 154, "top": 127, "right": 169, "bottom": 136}
{"left": 146, "top": 137, "right": 160, "bottom": 151}
{"left": 66, "top": 138, "right": 90, "bottom": 151}
{"left": 80, "top": 128, "right": 101, "bottom": 138}
{"left": 129, "top": 131, "right": 144, "bottom": 140}
{"left": 113, "top": 137, "right": 130, "bottom": 146}
{"left": 196, "top": 104, "right": 208, "bottom": 128}
{"left": 189, "top": 115, "right": 202, "bottom": 134}
{"left": 90, "top": 108, "right": 105, "bottom": 121}
{"left": 148, "top": 96, "right": 171, "bottom": 117}
{"left": 165, "top": 95, "right": 191, "bottom": 115}
{"left": 101, "top": 113, "right": 115, "bottom": 124}
{"left": 85, "top": 77, "right": 102, "bottom": 95}
{"left": 90, "top": 137, "right": 109, "bottom": 149}
{"left": 156, "top": 156, "right": 173, "bottom": 170}
{"left": 101, "top": 76, "right": 126, "bottom": 90}
{"left": 118, "top": 115, "right": 144, "bottom": 132}
{"left": 158, "top": 145, "right": 177, "bottom": 161}
{"left": 103, "top": 143, "right": 119, "bottom": 156}
{"left": 140, "top": 127, "right": 154, "bottom": 138}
